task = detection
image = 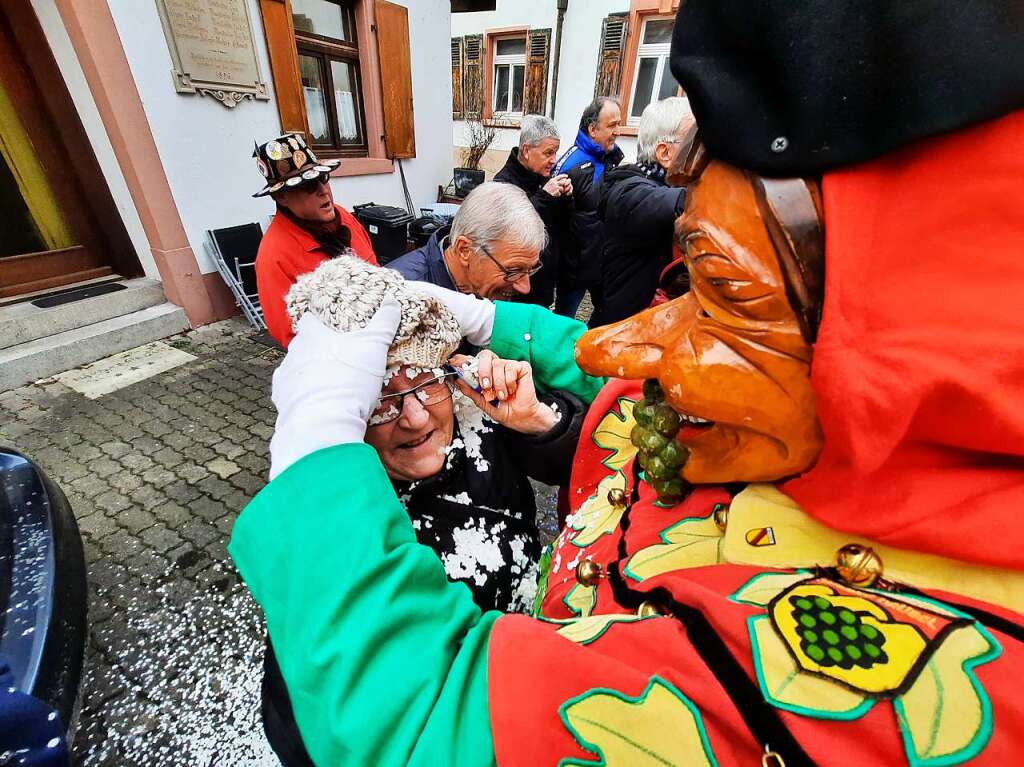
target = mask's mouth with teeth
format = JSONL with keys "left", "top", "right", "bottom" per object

{"left": 675, "top": 411, "right": 715, "bottom": 441}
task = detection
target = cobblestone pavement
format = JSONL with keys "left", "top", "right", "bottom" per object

{"left": 0, "top": 316, "right": 562, "bottom": 764}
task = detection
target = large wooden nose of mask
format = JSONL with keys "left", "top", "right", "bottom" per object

{"left": 575, "top": 294, "right": 699, "bottom": 379}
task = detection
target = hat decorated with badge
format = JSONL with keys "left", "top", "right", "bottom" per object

{"left": 251, "top": 133, "right": 340, "bottom": 197}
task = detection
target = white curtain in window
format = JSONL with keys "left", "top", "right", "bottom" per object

{"left": 334, "top": 89, "right": 358, "bottom": 139}
{"left": 304, "top": 86, "right": 329, "bottom": 140}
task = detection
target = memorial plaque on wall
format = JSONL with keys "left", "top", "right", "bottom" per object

{"left": 156, "top": 0, "right": 270, "bottom": 108}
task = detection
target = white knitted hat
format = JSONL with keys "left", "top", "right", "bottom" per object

{"left": 285, "top": 255, "right": 462, "bottom": 368}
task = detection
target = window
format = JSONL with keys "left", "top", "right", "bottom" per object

{"left": 491, "top": 36, "right": 526, "bottom": 116}
{"left": 291, "top": 0, "right": 367, "bottom": 155}
{"left": 626, "top": 17, "right": 681, "bottom": 125}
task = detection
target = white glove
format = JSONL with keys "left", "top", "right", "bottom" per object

{"left": 406, "top": 281, "right": 495, "bottom": 347}
{"left": 268, "top": 301, "right": 400, "bottom": 479}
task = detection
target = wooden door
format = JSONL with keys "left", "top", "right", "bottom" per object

{"left": 0, "top": 2, "right": 139, "bottom": 300}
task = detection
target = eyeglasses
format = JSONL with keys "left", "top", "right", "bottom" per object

{"left": 477, "top": 242, "right": 542, "bottom": 283}
{"left": 369, "top": 372, "right": 457, "bottom": 425}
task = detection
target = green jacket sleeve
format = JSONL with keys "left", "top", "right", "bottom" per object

{"left": 488, "top": 301, "right": 606, "bottom": 404}
{"left": 229, "top": 443, "right": 497, "bottom": 767}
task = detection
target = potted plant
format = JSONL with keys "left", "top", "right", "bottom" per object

{"left": 454, "top": 121, "right": 496, "bottom": 197}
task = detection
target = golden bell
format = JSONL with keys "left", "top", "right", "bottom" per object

{"left": 575, "top": 559, "right": 603, "bottom": 587}
{"left": 836, "top": 544, "right": 883, "bottom": 587}
{"left": 712, "top": 504, "right": 729, "bottom": 532}
{"left": 636, "top": 600, "right": 662, "bottom": 618}
{"left": 606, "top": 488, "right": 627, "bottom": 508}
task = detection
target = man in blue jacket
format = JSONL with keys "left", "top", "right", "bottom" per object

{"left": 553, "top": 97, "right": 624, "bottom": 321}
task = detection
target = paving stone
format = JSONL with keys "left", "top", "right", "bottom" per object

{"left": 67, "top": 473, "right": 110, "bottom": 501}
{"left": 211, "top": 439, "right": 245, "bottom": 460}
{"left": 78, "top": 511, "right": 119, "bottom": 541}
{"left": 141, "top": 419, "right": 173, "bottom": 438}
{"left": 151, "top": 446, "right": 185, "bottom": 469}
{"left": 68, "top": 442, "right": 103, "bottom": 463}
{"left": 189, "top": 494, "right": 229, "bottom": 523}
{"left": 196, "top": 474, "right": 233, "bottom": 501}
{"left": 206, "top": 457, "right": 240, "bottom": 479}
{"left": 162, "top": 479, "right": 203, "bottom": 507}
{"left": 120, "top": 452, "right": 155, "bottom": 472}
{"left": 99, "top": 441, "right": 132, "bottom": 460}
{"left": 129, "top": 435, "right": 163, "bottom": 456}
{"left": 93, "top": 489, "right": 132, "bottom": 515}
{"left": 52, "top": 461, "right": 90, "bottom": 484}
{"left": 140, "top": 465, "right": 176, "bottom": 488}
{"left": 174, "top": 462, "right": 209, "bottom": 483}
{"left": 118, "top": 506, "right": 157, "bottom": 534}
{"left": 161, "top": 431, "right": 195, "bottom": 452}
{"left": 228, "top": 470, "right": 265, "bottom": 497}
{"left": 139, "top": 524, "right": 183, "bottom": 554}
{"left": 107, "top": 469, "right": 144, "bottom": 495}
{"left": 91, "top": 457, "right": 122, "bottom": 479}
{"left": 178, "top": 520, "right": 220, "bottom": 548}
{"left": 151, "top": 500, "right": 192, "bottom": 528}
{"left": 129, "top": 483, "right": 166, "bottom": 511}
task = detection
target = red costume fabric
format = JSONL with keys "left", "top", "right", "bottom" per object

{"left": 487, "top": 113, "right": 1024, "bottom": 766}
{"left": 784, "top": 110, "right": 1024, "bottom": 570}
{"left": 255, "top": 205, "right": 377, "bottom": 347}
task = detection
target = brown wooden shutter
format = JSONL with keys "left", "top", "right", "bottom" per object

{"left": 594, "top": 13, "right": 628, "bottom": 98}
{"left": 462, "top": 34, "right": 484, "bottom": 119}
{"left": 258, "top": 0, "right": 308, "bottom": 135}
{"left": 522, "top": 28, "right": 551, "bottom": 115}
{"left": 451, "top": 37, "right": 464, "bottom": 119}
{"left": 374, "top": 0, "right": 416, "bottom": 159}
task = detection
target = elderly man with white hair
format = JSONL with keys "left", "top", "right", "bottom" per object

{"left": 493, "top": 114, "right": 573, "bottom": 308}
{"left": 596, "top": 96, "right": 694, "bottom": 325}
{"left": 388, "top": 182, "right": 547, "bottom": 302}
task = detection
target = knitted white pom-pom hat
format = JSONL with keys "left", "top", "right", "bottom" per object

{"left": 285, "top": 255, "right": 462, "bottom": 369}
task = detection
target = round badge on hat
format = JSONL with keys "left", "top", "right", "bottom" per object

{"left": 285, "top": 176, "right": 303, "bottom": 187}
{"left": 256, "top": 158, "right": 270, "bottom": 178}
{"left": 292, "top": 149, "right": 307, "bottom": 168}
{"left": 301, "top": 169, "right": 321, "bottom": 180}
{"left": 266, "top": 141, "right": 284, "bottom": 161}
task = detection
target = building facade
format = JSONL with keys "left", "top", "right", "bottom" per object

{"left": 451, "top": 0, "right": 682, "bottom": 176}
{"left": 1, "top": 0, "right": 455, "bottom": 388}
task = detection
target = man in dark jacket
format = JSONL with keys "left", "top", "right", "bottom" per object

{"left": 386, "top": 182, "right": 546, "bottom": 300}
{"left": 597, "top": 97, "right": 693, "bottom": 325}
{"left": 553, "top": 97, "right": 625, "bottom": 320}
{"left": 493, "top": 115, "right": 572, "bottom": 308}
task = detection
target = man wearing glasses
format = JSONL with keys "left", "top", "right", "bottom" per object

{"left": 252, "top": 133, "right": 378, "bottom": 347}
{"left": 388, "top": 181, "right": 546, "bottom": 302}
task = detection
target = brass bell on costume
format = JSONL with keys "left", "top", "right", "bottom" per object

{"left": 835, "top": 543, "right": 883, "bottom": 587}
{"left": 636, "top": 601, "right": 662, "bottom": 618}
{"left": 575, "top": 559, "right": 603, "bottom": 587}
{"left": 713, "top": 504, "right": 729, "bottom": 532}
{"left": 606, "top": 488, "right": 627, "bottom": 508}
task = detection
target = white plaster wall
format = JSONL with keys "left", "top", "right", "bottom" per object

{"left": 30, "top": 0, "right": 158, "bottom": 279}
{"left": 451, "top": 0, "right": 636, "bottom": 166}
{"left": 100, "top": 0, "right": 452, "bottom": 275}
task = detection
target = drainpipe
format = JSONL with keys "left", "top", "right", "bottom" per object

{"left": 548, "top": 0, "right": 569, "bottom": 118}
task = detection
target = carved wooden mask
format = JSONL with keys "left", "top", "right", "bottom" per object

{"left": 576, "top": 137, "right": 825, "bottom": 483}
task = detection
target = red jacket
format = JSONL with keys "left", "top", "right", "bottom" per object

{"left": 255, "top": 205, "right": 377, "bottom": 347}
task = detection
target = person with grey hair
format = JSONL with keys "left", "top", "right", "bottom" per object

{"left": 595, "top": 96, "right": 694, "bottom": 325}
{"left": 494, "top": 114, "right": 573, "bottom": 308}
{"left": 387, "top": 182, "right": 547, "bottom": 302}
{"left": 551, "top": 96, "right": 625, "bottom": 319}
